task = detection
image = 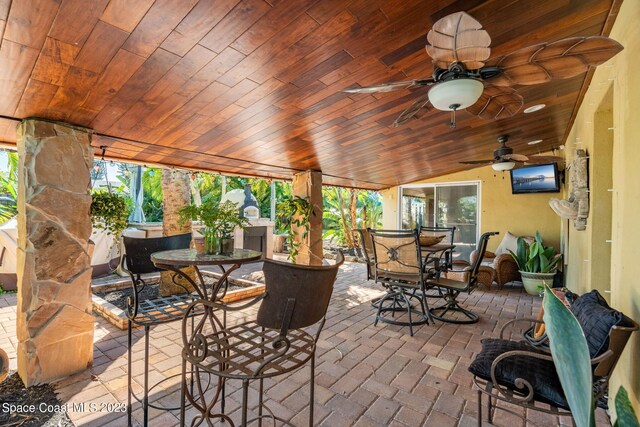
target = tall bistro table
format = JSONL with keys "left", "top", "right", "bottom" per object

{"left": 150, "top": 248, "right": 262, "bottom": 422}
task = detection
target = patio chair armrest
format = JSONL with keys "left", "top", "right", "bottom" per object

{"left": 490, "top": 349, "right": 554, "bottom": 404}
{"left": 447, "top": 260, "right": 471, "bottom": 273}
{"left": 500, "top": 318, "right": 544, "bottom": 339}
{"left": 471, "top": 250, "right": 496, "bottom": 264}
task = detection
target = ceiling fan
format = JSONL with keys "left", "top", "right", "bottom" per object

{"left": 343, "top": 11, "right": 623, "bottom": 128}
{"left": 460, "top": 135, "right": 563, "bottom": 171}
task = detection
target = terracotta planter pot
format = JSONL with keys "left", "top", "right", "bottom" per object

{"left": 193, "top": 237, "right": 205, "bottom": 254}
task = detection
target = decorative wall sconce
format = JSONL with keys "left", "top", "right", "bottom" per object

{"left": 549, "top": 149, "right": 589, "bottom": 230}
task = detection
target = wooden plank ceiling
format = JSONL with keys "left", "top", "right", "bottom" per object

{"left": 0, "top": 0, "right": 619, "bottom": 189}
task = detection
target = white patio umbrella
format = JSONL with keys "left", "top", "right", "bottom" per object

{"left": 128, "top": 165, "right": 145, "bottom": 223}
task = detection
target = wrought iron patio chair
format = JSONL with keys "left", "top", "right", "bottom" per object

{"left": 122, "top": 233, "right": 195, "bottom": 427}
{"left": 370, "top": 229, "right": 433, "bottom": 335}
{"left": 469, "top": 290, "right": 638, "bottom": 426}
{"left": 180, "top": 252, "right": 344, "bottom": 427}
{"left": 354, "top": 228, "right": 374, "bottom": 281}
{"left": 426, "top": 231, "right": 498, "bottom": 324}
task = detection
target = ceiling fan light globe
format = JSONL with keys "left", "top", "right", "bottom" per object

{"left": 491, "top": 161, "right": 516, "bottom": 171}
{"left": 428, "top": 79, "right": 484, "bottom": 111}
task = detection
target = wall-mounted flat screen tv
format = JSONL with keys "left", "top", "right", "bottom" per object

{"left": 510, "top": 163, "right": 561, "bottom": 194}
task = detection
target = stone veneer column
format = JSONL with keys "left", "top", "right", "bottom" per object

{"left": 16, "top": 119, "right": 94, "bottom": 386}
{"left": 292, "top": 170, "right": 323, "bottom": 265}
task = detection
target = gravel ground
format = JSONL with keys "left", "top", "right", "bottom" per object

{"left": 95, "top": 279, "right": 244, "bottom": 310}
{"left": 0, "top": 372, "right": 75, "bottom": 427}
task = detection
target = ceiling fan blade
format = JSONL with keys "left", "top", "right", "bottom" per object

{"left": 526, "top": 155, "right": 564, "bottom": 164}
{"left": 460, "top": 160, "right": 494, "bottom": 165}
{"left": 393, "top": 94, "right": 431, "bottom": 127}
{"left": 343, "top": 79, "right": 433, "bottom": 94}
{"left": 466, "top": 85, "right": 523, "bottom": 120}
{"left": 503, "top": 153, "right": 529, "bottom": 162}
{"left": 487, "top": 36, "right": 623, "bottom": 86}
{"left": 426, "top": 12, "right": 491, "bottom": 70}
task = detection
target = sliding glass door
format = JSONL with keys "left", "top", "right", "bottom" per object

{"left": 400, "top": 182, "right": 479, "bottom": 261}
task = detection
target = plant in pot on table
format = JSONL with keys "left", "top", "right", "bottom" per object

{"left": 508, "top": 231, "right": 562, "bottom": 295}
{"left": 178, "top": 200, "right": 249, "bottom": 255}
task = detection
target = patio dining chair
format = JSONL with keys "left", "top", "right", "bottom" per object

{"left": 418, "top": 225, "right": 456, "bottom": 270}
{"left": 354, "top": 228, "right": 374, "bottom": 281}
{"left": 180, "top": 252, "right": 344, "bottom": 427}
{"left": 469, "top": 290, "right": 638, "bottom": 426}
{"left": 370, "top": 229, "right": 433, "bottom": 335}
{"left": 426, "top": 231, "right": 498, "bottom": 324}
{"left": 122, "top": 233, "right": 195, "bottom": 427}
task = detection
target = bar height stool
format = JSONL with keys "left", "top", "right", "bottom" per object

{"left": 122, "top": 233, "right": 198, "bottom": 427}
{"left": 180, "top": 252, "right": 344, "bottom": 426}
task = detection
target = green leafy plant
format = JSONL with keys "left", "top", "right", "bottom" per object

{"left": 178, "top": 199, "right": 249, "bottom": 238}
{"left": 508, "top": 231, "right": 562, "bottom": 273}
{"left": 277, "top": 196, "right": 314, "bottom": 263}
{"left": 543, "top": 286, "right": 639, "bottom": 427}
{"left": 0, "top": 151, "right": 18, "bottom": 224}
{"left": 0, "top": 284, "right": 17, "bottom": 295}
{"left": 614, "top": 387, "right": 639, "bottom": 427}
{"left": 90, "top": 192, "right": 130, "bottom": 239}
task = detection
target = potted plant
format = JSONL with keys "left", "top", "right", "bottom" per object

{"left": 178, "top": 200, "right": 249, "bottom": 255}
{"left": 508, "top": 231, "right": 562, "bottom": 295}
{"left": 90, "top": 191, "right": 130, "bottom": 241}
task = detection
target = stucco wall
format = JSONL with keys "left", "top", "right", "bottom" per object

{"left": 381, "top": 165, "right": 562, "bottom": 253}
{"left": 563, "top": 0, "right": 640, "bottom": 413}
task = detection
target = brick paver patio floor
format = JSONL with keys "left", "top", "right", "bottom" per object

{"left": 0, "top": 260, "right": 611, "bottom": 426}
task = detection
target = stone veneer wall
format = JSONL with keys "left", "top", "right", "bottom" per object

{"left": 16, "top": 119, "right": 94, "bottom": 386}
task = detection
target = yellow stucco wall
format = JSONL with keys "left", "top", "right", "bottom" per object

{"left": 563, "top": 0, "right": 640, "bottom": 412}
{"left": 381, "top": 166, "right": 562, "bottom": 253}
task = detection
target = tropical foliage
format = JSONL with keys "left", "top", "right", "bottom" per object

{"left": 90, "top": 192, "right": 130, "bottom": 238}
{"left": 322, "top": 187, "right": 383, "bottom": 248}
{"left": 178, "top": 199, "right": 249, "bottom": 239}
{"left": 0, "top": 152, "right": 384, "bottom": 251}
{"left": 277, "top": 195, "right": 314, "bottom": 263}
{"left": 508, "top": 231, "right": 562, "bottom": 273}
{"left": 0, "top": 151, "right": 18, "bottom": 224}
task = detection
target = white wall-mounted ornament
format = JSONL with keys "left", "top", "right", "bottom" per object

{"left": 549, "top": 149, "right": 589, "bottom": 230}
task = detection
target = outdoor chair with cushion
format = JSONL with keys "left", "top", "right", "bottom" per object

{"left": 444, "top": 260, "right": 495, "bottom": 289}
{"left": 370, "top": 229, "right": 433, "bottom": 335}
{"left": 122, "top": 233, "right": 195, "bottom": 426}
{"left": 469, "top": 289, "right": 639, "bottom": 426}
{"left": 426, "top": 232, "right": 498, "bottom": 324}
{"left": 471, "top": 231, "right": 533, "bottom": 288}
{"left": 180, "top": 253, "right": 344, "bottom": 427}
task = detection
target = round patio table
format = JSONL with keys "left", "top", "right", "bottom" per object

{"left": 150, "top": 248, "right": 263, "bottom": 421}
{"left": 151, "top": 248, "right": 262, "bottom": 301}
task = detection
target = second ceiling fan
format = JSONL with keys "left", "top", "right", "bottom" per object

{"left": 460, "top": 135, "right": 563, "bottom": 171}
{"left": 343, "top": 11, "right": 623, "bottom": 128}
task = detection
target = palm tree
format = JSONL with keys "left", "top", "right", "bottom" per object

{"left": 159, "top": 168, "right": 195, "bottom": 296}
